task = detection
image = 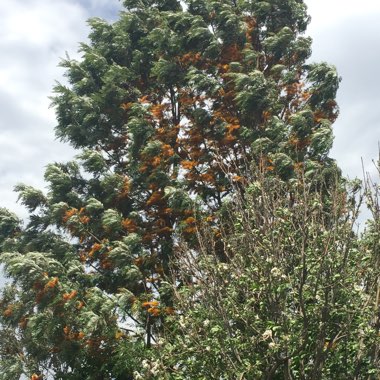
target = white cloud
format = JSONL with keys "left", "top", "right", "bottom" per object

{"left": 0, "top": 0, "right": 122, "bottom": 219}
{"left": 305, "top": 0, "right": 380, "bottom": 180}
{"left": 306, "top": 0, "right": 380, "bottom": 27}
{"left": 0, "top": 0, "right": 122, "bottom": 286}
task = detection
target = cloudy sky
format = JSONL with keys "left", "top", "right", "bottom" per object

{"left": 0, "top": 0, "right": 379, "bottom": 222}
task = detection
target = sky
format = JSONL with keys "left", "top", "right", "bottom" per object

{"left": 0, "top": 0, "right": 379, "bottom": 219}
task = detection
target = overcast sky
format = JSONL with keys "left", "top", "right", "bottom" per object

{"left": 0, "top": 0, "right": 379, "bottom": 221}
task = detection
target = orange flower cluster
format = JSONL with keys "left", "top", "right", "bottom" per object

{"left": 244, "top": 15, "right": 257, "bottom": 43}
{"left": 63, "top": 326, "right": 85, "bottom": 341}
{"left": 118, "top": 178, "right": 131, "bottom": 199}
{"left": 122, "top": 218, "right": 137, "bottom": 232}
{"left": 178, "top": 52, "right": 202, "bottom": 65}
{"left": 19, "top": 316, "right": 28, "bottom": 329}
{"left": 220, "top": 44, "right": 242, "bottom": 64}
{"left": 100, "top": 258, "right": 113, "bottom": 270}
{"left": 45, "top": 277, "right": 59, "bottom": 289}
{"left": 199, "top": 173, "right": 215, "bottom": 183}
{"left": 134, "top": 257, "right": 144, "bottom": 267}
{"left": 313, "top": 110, "right": 327, "bottom": 123}
{"left": 184, "top": 216, "right": 196, "bottom": 225}
{"left": 161, "top": 144, "right": 174, "bottom": 157}
{"left": 89, "top": 243, "right": 102, "bottom": 258}
{"left": 138, "top": 95, "right": 150, "bottom": 103}
{"left": 79, "top": 215, "right": 90, "bottom": 224}
{"left": 142, "top": 300, "right": 160, "bottom": 316}
{"left": 62, "top": 208, "right": 78, "bottom": 223}
{"left": 181, "top": 160, "right": 197, "bottom": 170}
{"left": 63, "top": 207, "right": 89, "bottom": 225}
{"left": 285, "top": 82, "right": 303, "bottom": 97}
{"left": 146, "top": 191, "right": 163, "bottom": 206}
{"left": 121, "top": 101, "right": 133, "bottom": 110}
{"left": 62, "top": 290, "right": 78, "bottom": 301}
{"left": 150, "top": 104, "right": 166, "bottom": 119}
{"left": 3, "top": 305, "right": 13, "bottom": 317}
{"left": 289, "top": 136, "right": 311, "bottom": 150}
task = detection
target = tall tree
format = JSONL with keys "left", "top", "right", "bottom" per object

{"left": 0, "top": 0, "right": 342, "bottom": 378}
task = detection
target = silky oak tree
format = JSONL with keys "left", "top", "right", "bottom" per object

{"left": 0, "top": 0, "right": 342, "bottom": 378}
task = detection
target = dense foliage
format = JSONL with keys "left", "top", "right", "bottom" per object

{"left": 151, "top": 171, "right": 380, "bottom": 379}
{"left": 0, "top": 0, "right": 378, "bottom": 379}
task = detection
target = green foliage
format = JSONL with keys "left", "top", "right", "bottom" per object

{"left": 150, "top": 172, "right": 380, "bottom": 379}
{"left": 1, "top": 0, "right": 373, "bottom": 379}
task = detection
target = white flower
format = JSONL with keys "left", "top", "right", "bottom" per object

{"left": 270, "top": 267, "right": 281, "bottom": 277}
{"left": 262, "top": 329, "right": 272, "bottom": 341}
{"left": 179, "top": 316, "right": 186, "bottom": 328}
{"left": 133, "top": 371, "right": 144, "bottom": 380}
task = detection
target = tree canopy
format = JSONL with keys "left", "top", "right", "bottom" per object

{"left": 1, "top": 0, "right": 379, "bottom": 379}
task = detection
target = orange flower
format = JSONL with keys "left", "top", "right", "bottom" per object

{"left": 161, "top": 144, "right": 174, "bottom": 157}
{"left": 314, "top": 110, "right": 326, "bottom": 123}
{"left": 100, "top": 259, "right": 113, "bottom": 269}
{"left": 184, "top": 217, "right": 196, "bottom": 224}
{"left": 121, "top": 102, "right": 133, "bottom": 110}
{"left": 262, "top": 111, "right": 271, "bottom": 122}
{"left": 3, "top": 306, "right": 13, "bottom": 317}
{"left": 134, "top": 257, "right": 144, "bottom": 266}
{"left": 151, "top": 156, "right": 161, "bottom": 167}
{"left": 63, "top": 208, "right": 78, "bottom": 223}
{"left": 222, "top": 134, "right": 236, "bottom": 144}
{"left": 181, "top": 160, "right": 197, "bottom": 170}
{"left": 138, "top": 95, "right": 150, "bottom": 103}
{"left": 19, "top": 316, "right": 28, "bottom": 329}
{"left": 227, "top": 124, "right": 240, "bottom": 133}
{"left": 62, "top": 290, "right": 77, "bottom": 301}
{"left": 164, "top": 307, "right": 175, "bottom": 315}
{"left": 200, "top": 173, "right": 214, "bottom": 183}
{"left": 146, "top": 191, "right": 162, "bottom": 206}
{"left": 156, "top": 226, "right": 173, "bottom": 235}
{"left": 118, "top": 178, "right": 131, "bottom": 198}
{"left": 45, "top": 277, "right": 59, "bottom": 289}
{"left": 89, "top": 243, "right": 102, "bottom": 258}
{"left": 183, "top": 226, "right": 197, "bottom": 234}
{"left": 151, "top": 104, "right": 165, "bottom": 119}
{"left": 179, "top": 52, "right": 201, "bottom": 65}
{"left": 147, "top": 307, "right": 160, "bottom": 316}
{"left": 142, "top": 301, "right": 160, "bottom": 308}
{"left": 232, "top": 175, "right": 243, "bottom": 182}
{"left": 122, "top": 218, "right": 137, "bottom": 232}
{"left": 79, "top": 215, "right": 90, "bottom": 224}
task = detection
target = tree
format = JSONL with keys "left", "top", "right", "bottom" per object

{"left": 149, "top": 169, "right": 380, "bottom": 379}
{"left": 0, "top": 0, "right": 344, "bottom": 378}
